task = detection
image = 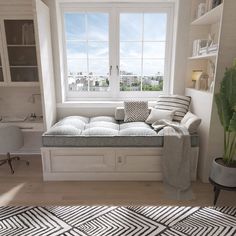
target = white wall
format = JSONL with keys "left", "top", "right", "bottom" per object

{"left": 0, "top": 87, "right": 42, "bottom": 117}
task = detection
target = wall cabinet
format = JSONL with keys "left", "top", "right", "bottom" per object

{"left": 0, "top": 18, "right": 39, "bottom": 86}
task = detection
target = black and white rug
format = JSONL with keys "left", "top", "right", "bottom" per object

{"left": 0, "top": 206, "right": 235, "bottom": 235}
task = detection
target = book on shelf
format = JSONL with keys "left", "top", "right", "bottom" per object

{"left": 205, "top": 0, "right": 223, "bottom": 12}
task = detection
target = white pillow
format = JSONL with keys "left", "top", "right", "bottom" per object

{"left": 145, "top": 108, "right": 175, "bottom": 124}
{"left": 181, "top": 111, "right": 201, "bottom": 134}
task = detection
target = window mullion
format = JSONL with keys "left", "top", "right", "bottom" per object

{"left": 141, "top": 13, "right": 144, "bottom": 92}
{"left": 86, "top": 12, "right": 90, "bottom": 92}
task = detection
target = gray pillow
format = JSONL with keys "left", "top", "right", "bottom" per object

{"left": 181, "top": 111, "right": 201, "bottom": 134}
{"left": 124, "top": 101, "right": 149, "bottom": 122}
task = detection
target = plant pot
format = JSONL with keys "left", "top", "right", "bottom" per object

{"left": 210, "top": 157, "right": 236, "bottom": 187}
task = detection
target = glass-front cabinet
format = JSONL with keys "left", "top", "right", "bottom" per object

{"left": 0, "top": 18, "right": 39, "bottom": 85}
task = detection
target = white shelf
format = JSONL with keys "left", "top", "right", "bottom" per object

{"left": 185, "top": 87, "right": 213, "bottom": 96}
{"left": 188, "top": 53, "right": 217, "bottom": 60}
{"left": 191, "top": 4, "right": 223, "bottom": 25}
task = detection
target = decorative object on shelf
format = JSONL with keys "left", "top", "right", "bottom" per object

{"left": 197, "top": 3, "right": 207, "bottom": 19}
{"left": 191, "top": 70, "right": 203, "bottom": 89}
{"left": 199, "top": 72, "right": 209, "bottom": 90}
{"left": 192, "top": 38, "right": 218, "bottom": 57}
{"left": 206, "top": 0, "right": 222, "bottom": 11}
{"left": 208, "top": 60, "right": 216, "bottom": 92}
{"left": 192, "top": 39, "right": 209, "bottom": 57}
{"left": 212, "top": 0, "right": 222, "bottom": 9}
{"left": 210, "top": 59, "right": 236, "bottom": 190}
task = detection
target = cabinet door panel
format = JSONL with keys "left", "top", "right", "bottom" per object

{"left": 4, "top": 20, "right": 35, "bottom": 45}
{"left": 116, "top": 148, "right": 163, "bottom": 172}
{"left": 8, "top": 47, "right": 37, "bottom": 66}
{"left": 10, "top": 68, "right": 38, "bottom": 82}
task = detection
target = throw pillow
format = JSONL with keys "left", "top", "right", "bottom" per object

{"left": 124, "top": 101, "right": 149, "bottom": 122}
{"left": 181, "top": 111, "right": 201, "bottom": 134}
{"left": 155, "top": 94, "right": 191, "bottom": 122}
{"left": 145, "top": 108, "right": 175, "bottom": 124}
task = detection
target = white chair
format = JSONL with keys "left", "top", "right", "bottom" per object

{"left": 0, "top": 125, "right": 29, "bottom": 174}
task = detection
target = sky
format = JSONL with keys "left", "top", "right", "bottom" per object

{"left": 65, "top": 12, "right": 167, "bottom": 76}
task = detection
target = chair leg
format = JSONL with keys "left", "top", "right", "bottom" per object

{"left": 7, "top": 153, "right": 14, "bottom": 174}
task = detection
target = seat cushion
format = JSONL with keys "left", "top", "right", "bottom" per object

{"left": 43, "top": 115, "right": 199, "bottom": 147}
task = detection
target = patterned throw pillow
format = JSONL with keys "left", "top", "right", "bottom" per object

{"left": 124, "top": 101, "right": 149, "bottom": 122}
{"left": 155, "top": 95, "right": 191, "bottom": 122}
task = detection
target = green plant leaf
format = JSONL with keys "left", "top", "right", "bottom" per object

{"left": 215, "top": 93, "right": 224, "bottom": 127}
{"left": 229, "top": 112, "right": 236, "bottom": 132}
{"left": 215, "top": 93, "right": 232, "bottom": 131}
{"left": 221, "top": 67, "right": 236, "bottom": 109}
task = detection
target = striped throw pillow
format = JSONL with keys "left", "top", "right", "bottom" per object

{"left": 155, "top": 95, "right": 191, "bottom": 122}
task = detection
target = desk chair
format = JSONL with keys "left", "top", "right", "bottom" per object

{"left": 0, "top": 125, "right": 29, "bottom": 174}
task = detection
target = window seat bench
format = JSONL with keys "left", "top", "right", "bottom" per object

{"left": 41, "top": 115, "right": 199, "bottom": 181}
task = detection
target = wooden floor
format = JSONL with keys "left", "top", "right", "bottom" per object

{"left": 0, "top": 155, "right": 235, "bottom": 206}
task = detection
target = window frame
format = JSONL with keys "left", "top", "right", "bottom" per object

{"left": 60, "top": 2, "right": 174, "bottom": 101}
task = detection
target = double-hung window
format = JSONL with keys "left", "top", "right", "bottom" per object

{"left": 61, "top": 2, "right": 174, "bottom": 101}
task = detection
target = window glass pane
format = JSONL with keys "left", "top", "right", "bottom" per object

{"left": 66, "top": 42, "right": 87, "bottom": 59}
{"left": 144, "top": 13, "right": 167, "bottom": 41}
{"left": 65, "top": 13, "right": 86, "bottom": 40}
{"left": 143, "top": 59, "right": 164, "bottom": 76}
{"left": 120, "top": 42, "right": 142, "bottom": 58}
{"left": 120, "top": 59, "right": 142, "bottom": 76}
{"left": 120, "top": 14, "right": 142, "bottom": 41}
{"left": 67, "top": 59, "right": 87, "bottom": 75}
{"left": 65, "top": 12, "right": 109, "bottom": 93}
{"left": 143, "top": 42, "right": 165, "bottom": 59}
{"left": 69, "top": 76, "right": 88, "bottom": 92}
{"left": 120, "top": 76, "right": 141, "bottom": 91}
{"left": 88, "top": 42, "right": 108, "bottom": 58}
{"left": 142, "top": 75, "right": 163, "bottom": 91}
{"left": 88, "top": 13, "right": 109, "bottom": 41}
{"left": 89, "top": 59, "right": 109, "bottom": 76}
{"left": 89, "top": 76, "right": 109, "bottom": 92}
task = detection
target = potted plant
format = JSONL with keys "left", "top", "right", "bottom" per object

{"left": 210, "top": 60, "right": 236, "bottom": 187}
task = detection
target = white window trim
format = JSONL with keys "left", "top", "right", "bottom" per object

{"left": 59, "top": 2, "right": 175, "bottom": 102}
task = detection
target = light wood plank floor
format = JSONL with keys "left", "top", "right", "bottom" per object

{"left": 0, "top": 155, "right": 235, "bottom": 206}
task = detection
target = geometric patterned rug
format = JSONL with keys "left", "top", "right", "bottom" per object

{"left": 0, "top": 206, "right": 235, "bottom": 236}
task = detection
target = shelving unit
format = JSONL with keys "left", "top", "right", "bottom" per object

{"left": 185, "top": 0, "right": 236, "bottom": 182}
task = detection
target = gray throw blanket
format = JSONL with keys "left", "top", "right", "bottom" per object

{"left": 152, "top": 120, "right": 193, "bottom": 200}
